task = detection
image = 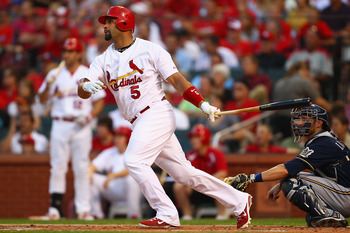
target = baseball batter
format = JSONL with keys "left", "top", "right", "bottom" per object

{"left": 89, "top": 126, "right": 142, "bottom": 219}
{"left": 77, "top": 6, "right": 251, "bottom": 229}
{"left": 38, "top": 38, "right": 106, "bottom": 220}
{"left": 225, "top": 105, "right": 350, "bottom": 227}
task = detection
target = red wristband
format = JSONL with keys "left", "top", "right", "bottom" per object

{"left": 183, "top": 86, "right": 204, "bottom": 107}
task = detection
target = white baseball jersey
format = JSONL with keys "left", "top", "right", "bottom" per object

{"left": 86, "top": 37, "right": 249, "bottom": 226}
{"left": 92, "top": 147, "right": 126, "bottom": 174}
{"left": 38, "top": 65, "right": 106, "bottom": 118}
{"left": 86, "top": 38, "right": 178, "bottom": 121}
{"left": 11, "top": 131, "right": 48, "bottom": 154}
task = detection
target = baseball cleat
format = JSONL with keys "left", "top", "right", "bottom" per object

{"left": 237, "top": 195, "right": 252, "bottom": 229}
{"left": 40, "top": 207, "right": 60, "bottom": 220}
{"left": 316, "top": 217, "right": 348, "bottom": 228}
{"left": 139, "top": 217, "right": 176, "bottom": 228}
{"left": 77, "top": 212, "right": 94, "bottom": 220}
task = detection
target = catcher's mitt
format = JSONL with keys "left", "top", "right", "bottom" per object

{"left": 223, "top": 173, "right": 250, "bottom": 192}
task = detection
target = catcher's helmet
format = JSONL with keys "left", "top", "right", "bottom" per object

{"left": 290, "top": 104, "right": 330, "bottom": 141}
{"left": 187, "top": 124, "right": 211, "bottom": 145}
{"left": 98, "top": 6, "right": 135, "bottom": 32}
{"left": 63, "top": 38, "right": 82, "bottom": 52}
{"left": 114, "top": 126, "right": 132, "bottom": 143}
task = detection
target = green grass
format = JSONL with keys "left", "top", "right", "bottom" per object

{"left": 0, "top": 218, "right": 307, "bottom": 226}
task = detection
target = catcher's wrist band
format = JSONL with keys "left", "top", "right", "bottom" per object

{"left": 250, "top": 173, "right": 263, "bottom": 183}
{"left": 183, "top": 86, "right": 204, "bottom": 107}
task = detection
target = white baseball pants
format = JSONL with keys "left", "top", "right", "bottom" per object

{"left": 123, "top": 101, "right": 249, "bottom": 226}
{"left": 90, "top": 173, "right": 142, "bottom": 219}
{"left": 49, "top": 120, "right": 92, "bottom": 214}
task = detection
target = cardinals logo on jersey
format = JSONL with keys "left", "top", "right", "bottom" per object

{"left": 129, "top": 60, "right": 143, "bottom": 74}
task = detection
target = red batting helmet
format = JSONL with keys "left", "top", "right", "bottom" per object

{"left": 98, "top": 6, "right": 135, "bottom": 32}
{"left": 63, "top": 38, "right": 82, "bottom": 52}
{"left": 114, "top": 126, "right": 132, "bottom": 143}
{"left": 187, "top": 124, "right": 211, "bottom": 145}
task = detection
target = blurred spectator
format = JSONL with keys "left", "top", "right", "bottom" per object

{"left": 321, "top": 0, "right": 350, "bottom": 36}
{"left": 198, "top": 93, "right": 240, "bottom": 152}
{"left": 164, "top": 32, "right": 192, "bottom": 73}
{"left": 297, "top": 7, "right": 334, "bottom": 47}
{"left": 131, "top": 2, "right": 164, "bottom": 48}
{"left": 223, "top": 78, "right": 259, "bottom": 152}
{"left": 7, "top": 78, "right": 43, "bottom": 130}
{"left": 346, "top": 88, "right": 350, "bottom": 125}
{"left": 255, "top": 30, "right": 287, "bottom": 69}
{"left": 245, "top": 123, "right": 297, "bottom": 153}
{"left": 210, "top": 63, "right": 233, "bottom": 103}
{"left": 219, "top": 19, "right": 254, "bottom": 59}
{"left": 238, "top": 55, "right": 272, "bottom": 103}
{"left": 286, "top": 28, "right": 333, "bottom": 83}
{"left": 259, "top": 4, "right": 292, "bottom": 41}
{"left": 174, "top": 29, "right": 201, "bottom": 63}
{"left": 163, "top": 0, "right": 200, "bottom": 18}
{"left": 178, "top": 74, "right": 212, "bottom": 118}
{"left": 0, "top": 110, "right": 48, "bottom": 154}
{"left": 0, "top": 9, "right": 14, "bottom": 48}
{"left": 173, "top": 124, "right": 228, "bottom": 220}
{"left": 193, "top": 35, "right": 239, "bottom": 72}
{"left": 272, "top": 61, "right": 331, "bottom": 139}
{"left": 135, "top": 20, "right": 165, "bottom": 48}
{"left": 258, "top": 19, "right": 294, "bottom": 57}
{"left": 86, "top": 26, "right": 112, "bottom": 64}
{"left": 13, "top": 1, "right": 48, "bottom": 68}
{"left": 92, "top": 115, "right": 115, "bottom": 153}
{"left": 286, "top": 0, "right": 313, "bottom": 32}
{"left": 330, "top": 114, "right": 350, "bottom": 148}
{"left": 184, "top": 0, "right": 227, "bottom": 39}
{"left": 0, "top": 67, "right": 19, "bottom": 111}
{"left": 239, "top": 12, "right": 260, "bottom": 43}
{"left": 89, "top": 126, "right": 142, "bottom": 219}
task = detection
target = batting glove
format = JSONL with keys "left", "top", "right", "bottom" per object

{"left": 82, "top": 80, "right": 106, "bottom": 94}
{"left": 200, "top": 102, "right": 220, "bottom": 122}
{"left": 75, "top": 113, "right": 93, "bottom": 126}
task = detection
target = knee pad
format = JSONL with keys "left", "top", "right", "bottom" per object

{"left": 281, "top": 178, "right": 329, "bottom": 217}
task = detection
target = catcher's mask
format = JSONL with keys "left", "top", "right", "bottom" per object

{"left": 98, "top": 6, "right": 135, "bottom": 32}
{"left": 187, "top": 124, "right": 211, "bottom": 145}
{"left": 290, "top": 104, "right": 330, "bottom": 142}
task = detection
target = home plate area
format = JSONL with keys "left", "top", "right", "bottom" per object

{"left": 0, "top": 224, "right": 348, "bottom": 232}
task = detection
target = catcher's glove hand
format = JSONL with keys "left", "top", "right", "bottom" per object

{"left": 223, "top": 173, "right": 250, "bottom": 192}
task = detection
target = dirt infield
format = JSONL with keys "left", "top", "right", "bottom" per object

{"left": 0, "top": 224, "right": 349, "bottom": 232}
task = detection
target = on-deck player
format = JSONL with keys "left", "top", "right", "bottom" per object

{"left": 38, "top": 38, "right": 106, "bottom": 220}
{"left": 77, "top": 6, "right": 252, "bottom": 228}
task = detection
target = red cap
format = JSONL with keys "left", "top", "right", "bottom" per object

{"left": 260, "top": 30, "right": 275, "bottom": 41}
{"left": 187, "top": 124, "right": 211, "bottom": 145}
{"left": 63, "top": 38, "right": 83, "bottom": 52}
{"left": 114, "top": 126, "right": 132, "bottom": 143}
{"left": 98, "top": 6, "right": 135, "bottom": 32}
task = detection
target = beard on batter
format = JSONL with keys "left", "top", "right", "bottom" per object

{"left": 105, "top": 33, "right": 112, "bottom": 41}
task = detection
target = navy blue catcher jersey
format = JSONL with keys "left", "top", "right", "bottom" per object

{"left": 284, "top": 131, "right": 350, "bottom": 187}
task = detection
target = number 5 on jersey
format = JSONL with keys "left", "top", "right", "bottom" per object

{"left": 131, "top": 85, "right": 140, "bottom": 99}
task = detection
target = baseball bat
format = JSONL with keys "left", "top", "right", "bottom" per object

{"left": 216, "top": 97, "right": 312, "bottom": 116}
{"left": 47, "top": 60, "right": 66, "bottom": 85}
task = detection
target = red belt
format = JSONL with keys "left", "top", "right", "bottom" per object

{"left": 130, "top": 96, "right": 166, "bottom": 124}
{"left": 53, "top": 117, "right": 76, "bottom": 122}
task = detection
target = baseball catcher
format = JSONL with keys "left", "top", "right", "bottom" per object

{"left": 224, "top": 105, "right": 350, "bottom": 228}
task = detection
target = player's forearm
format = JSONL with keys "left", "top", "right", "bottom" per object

{"left": 78, "top": 78, "right": 92, "bottom": 99}
{"left": 166, "top": 72, "right": 193, "bottom": 95}
{"left": 261, "top": 164, "right": 289, "bottom": 181}
{"left": 38, "top": 88, "right": 50, "bottom": 104}
{"left": 110, "top": 169, "right": 129, "bottom": 179}
{"left": 91, "top": 99, "right": 104, "bottom": 118}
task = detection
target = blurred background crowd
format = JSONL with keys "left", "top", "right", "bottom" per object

{"left": 2, "top": 0, "right": 350, "bottom": 219}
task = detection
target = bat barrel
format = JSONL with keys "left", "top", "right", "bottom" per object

{"left": 259, "top": 97, "right": 311, "bottom": 111}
